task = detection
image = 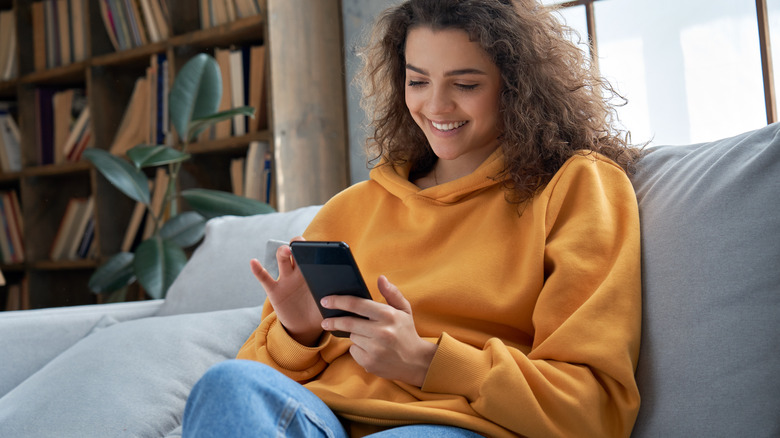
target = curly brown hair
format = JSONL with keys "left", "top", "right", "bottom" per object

{"left": 357, "top": 0, "right": 641, "bottom": 203}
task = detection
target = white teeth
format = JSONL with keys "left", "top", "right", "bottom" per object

{"left": 432, "top": 121, "right": 467, "bottom": 131}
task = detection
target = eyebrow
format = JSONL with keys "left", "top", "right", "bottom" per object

{"left": 405, "top": 63, "right": 488, "bottom": 77}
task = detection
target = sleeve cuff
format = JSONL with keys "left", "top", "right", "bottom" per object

{"left": 266, "top": 318, "right": 329, "bottom": 371}
{"left": 421, "top": 332, "right": 492, "bottom": 401}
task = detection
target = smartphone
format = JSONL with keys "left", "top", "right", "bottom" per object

{"left": 289, "top": 241, "right": 373, "bottom": 337}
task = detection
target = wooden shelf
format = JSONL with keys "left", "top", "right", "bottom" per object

{"left": 0, "top": 0, "right": 348, "bottom": 311}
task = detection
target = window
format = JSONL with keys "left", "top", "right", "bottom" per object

{"left": 545, "top": 0, "right": 776, "bottom": 146}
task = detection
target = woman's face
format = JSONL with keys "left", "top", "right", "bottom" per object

{"left": 404, "top": 26, "right": 503, "bottom": 175}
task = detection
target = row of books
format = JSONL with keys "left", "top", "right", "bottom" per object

{"left": 0, "top": 190, "right": 24, "bottom": 264}
{"left": 200, "top": 0, "right": 262, "bottom": 29}
{"left": 199, "top": 44, "right": 267, "bottom": 142}
{"left": 0, "top": 108, "right": 22, "bottom": 173}
{"left": 230, "top": 141, "right": 273, "bottom": 204}
{"left": 0, "top": 9, "right": 18, "bottom": 80}
{"left": 111, "top": 53, "right": 169, "bottom": 155}
{"left": 50, "top": 196, "right": 95, "bottom": 261}
{"left": 99, "top": 0, "right": 171, "bottom": 52}
{"left": 31, "top": 0, "right": 89, "bottom": 71}
{"left": 34, "top": 87, "right": 93, "bottom": 166}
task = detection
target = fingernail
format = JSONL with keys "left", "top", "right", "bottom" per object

{"left": 320, "top": 297, "right": 330, "bottom": 307}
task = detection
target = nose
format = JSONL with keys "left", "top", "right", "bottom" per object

{"left": 425, "top": 85, "right": 455, "bottom": 115}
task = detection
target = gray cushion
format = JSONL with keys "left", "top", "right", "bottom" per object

{"left": 0, "top": 300, "right": 161, "bottom": 398}
{"left": 156, "top": 206, "right": 321, "bottom": 316}
{"left": 0, "top": 306, "right": 262, "bottom": 438}
{"left": 630, "top": 123, "right": 780, "bottom": 437}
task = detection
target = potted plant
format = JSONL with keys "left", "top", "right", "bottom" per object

{"left": 84, "top": 53, "right": 273, "bottom": 300}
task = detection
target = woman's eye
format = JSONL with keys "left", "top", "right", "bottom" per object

{"left": 456, "top": 83, "right": 479, "bottom": 91}
{"left": 407, "top": 80, "right": 427, "bottom": 87}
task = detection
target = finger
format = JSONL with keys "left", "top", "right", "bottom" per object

{"left": 377, "top": 275, "right": 412, "bottom": 314}
{"left": 250, "top": 259, "right": 277, "bottom": 290}
{"left": 275, "top": 244, "right": 295, "bottom": 276}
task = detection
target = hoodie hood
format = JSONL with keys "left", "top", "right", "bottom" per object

{"left": 369, "top": 148, "right": 508, "bottom": 205}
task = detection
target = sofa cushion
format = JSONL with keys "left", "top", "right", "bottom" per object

{"left": 156, "top": 205, "right": 321, "bottom": 316}
{"left": 630, "top": 123, "right": 780, "bottom": 437}
{"left": 0, "top": 306, "right": 262, "bottom": 438}
{"left": 0, "top": 300, "right": 161, "bottom": 398}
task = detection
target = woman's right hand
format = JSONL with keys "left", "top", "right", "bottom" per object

{"left": 249, "top": 237, "right": 324, "bottom": 346}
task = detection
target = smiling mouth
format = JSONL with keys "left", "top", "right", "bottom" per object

{"left": 431, "top": 120, "right": 468, "bottom": 132}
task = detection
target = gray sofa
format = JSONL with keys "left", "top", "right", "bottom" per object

{"left": 1, "top": 123, "right": 778, "bottom": 437}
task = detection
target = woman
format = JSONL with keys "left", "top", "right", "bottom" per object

{"left": 183, "top": 0, "right": 642, "bottom": 437}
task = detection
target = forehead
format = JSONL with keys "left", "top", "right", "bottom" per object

{"left": 404, "top": 27, "right": 495, "bottom": 71}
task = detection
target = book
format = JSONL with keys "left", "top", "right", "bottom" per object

{"left": 31, "top": 1, "right": 47, "bottom": 71}
{"left": 0, "top": 201, "right": 13, "bottom": 263}
{"left": 56, "top": 0, "right": 72, "bottom": 65}
{"left": 0, "top": 111, "right": 22, "bottom": 172}
{"left": 50, "top": 197, "right": 87, "bottom": 261}
{"left": 148, "top": 0, "right": 170, "bottom": 40}
{"left": 62, "top": 106, "right": 91, "bottom": 161}
{"left": 71, "top": 0, "right": 88, "bottom": 62}
{"left": 3, "top": 191, "right": 24, "bottom": 262}
{"left": 248, "top": 44, "right": 267, "bottom": 132}
{"left": 211, "top": 0, "right": 228, "bottom": 27}
{"left": 214, "top": 48, "right": 233, "bottom": 138}
{"left": 199, "top": 0, "right": 210, "bottom": 28}
{"left": 0, "top": 9, "right": 17, "bottom": 81}
{"left": 75, "top": 215, "right": 95, "bottom": 259}
{"left": 127, "top": 0, "right": 150, "bottom": 46}
{"left": 98, "top": 0, "right": 121, "bottom": 51}
{"left": 229, "top": 48, "right": 246, "bottom": 136}
{"left": 110, "top": 77, "right": 150, "bottom": 156}
{"left": 138, "top": 0, "right": 160, "bottom": 42}
{"left": 65, "top": 196, "right": 94, "bottom": 259}
{"left": 44, "top": 0, "right": 59, "bottom": 68}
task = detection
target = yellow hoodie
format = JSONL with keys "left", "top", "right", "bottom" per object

{"left": 237, "top": 149, "right": 641, "bottom": 438}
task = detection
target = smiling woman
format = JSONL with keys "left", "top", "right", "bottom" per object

{"left": 183, "top": 1, "right": 643, "bottom": 437}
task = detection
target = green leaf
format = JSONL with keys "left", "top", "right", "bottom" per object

{"left": 84, "top": 149, "right": 150, "bottom": 205}
{"left": 181, "top": 188, "right": 275, "bottom": 219}
{"left": 188, "top": 105, "right": 255, "bottom": 140}
{"left": 88, "top": 252, "right": 136, "bottom": 294}
{"left": 127, "top": 145, "right": 191, "bottom": 169}
{"left": 169, "top": 53, "right": 222, "bottom": 142}
{"left": 159, "top": 211, "right": 207, "bottom": 248}
{"left": 134, "top": 236, "right": 188, "bottom": 300}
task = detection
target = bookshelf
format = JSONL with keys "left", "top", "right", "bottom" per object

{"left": 0, "top": 0, "right": 349, "bottom": 310}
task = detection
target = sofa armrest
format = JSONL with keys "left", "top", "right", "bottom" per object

{"left": 0, "top": 300, "right": 163, "bottom": 398}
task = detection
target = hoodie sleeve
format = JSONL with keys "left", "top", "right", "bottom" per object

{"left": 421, "top": 155, "right": 642, "bottom": 438}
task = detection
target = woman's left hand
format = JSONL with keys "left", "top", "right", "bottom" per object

{"left": 320, "top": 275, "right": 437, "bottom": 387}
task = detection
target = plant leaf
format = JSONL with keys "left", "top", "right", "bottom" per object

{"left": 88, "top": 252, "right": 136, "bottom": 294}
{"left": 160, "top": 211, "right": 207, "bottom": 248}
{"left": 134, "top": 236, "right": 188, "bottom": 300}
{"left": 169, "top": 53, "right": 222, "bottom": 142}
{"left": 188, "top": 105, "right": 255, "bottom": 140}
{"left": 181, "top": 188, "right": 275, "bottom": 219}
{"left": 127, "top": 145, "right": 191, "bottom": 169}
{"left": 84, "top": 149, "right": 150, "bottom": 204}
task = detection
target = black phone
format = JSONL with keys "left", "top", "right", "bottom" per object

{"left": 289, "top": 241, "right": 373, "bottom": 337}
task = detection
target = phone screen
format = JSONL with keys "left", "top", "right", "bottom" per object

{"left": 289, "top": 241, "right": 373, "bottom": 337}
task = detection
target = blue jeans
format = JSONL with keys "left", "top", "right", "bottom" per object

{"left": 183, "top": 359, "right": 484, "bottom": 437}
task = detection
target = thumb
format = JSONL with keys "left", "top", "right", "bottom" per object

{"left": 377, "top": 275, "right": 412, "bottom": 314}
